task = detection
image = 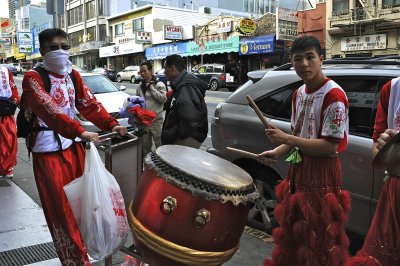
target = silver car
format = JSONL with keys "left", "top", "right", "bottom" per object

{"left": 209, "top": 59, "right": 400, "bottom": 237}
{"left": 116, "top": 65, "right": 141, "bottom": 83}
{"left": 76, "top": 73, "right": 130, "bottom": 131}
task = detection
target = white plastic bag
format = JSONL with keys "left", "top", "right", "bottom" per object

{"left": 64, "top": 142, "right": 129, "bottom": 260}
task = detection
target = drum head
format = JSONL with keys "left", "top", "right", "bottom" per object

{"left": 145, "top": 145, "right": 259, "bottom": 205}
{"left": 372, "top": 132, "right": 400, "bottom": 168}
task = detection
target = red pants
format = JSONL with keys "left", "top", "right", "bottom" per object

{"left": 33, "top": 143, "right": 90, "bottom": 265}
{"left": 0, "top": 115, "right": 17, "bottom": 175}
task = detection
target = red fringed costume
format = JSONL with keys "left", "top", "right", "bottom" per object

{"left": 0, "top": 67, "right": 20, "bottom": 177}
{"left": 346, "top": 78, "right": 400, "bottom": 266}
{"left": 265, "top": 79, "right": 351, "bottom": 266}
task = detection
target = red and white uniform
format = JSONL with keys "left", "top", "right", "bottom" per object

{"left": 265, "top": 79, "right": 351, "bottom": 266}
{"left": 0, "top": 66, "right": 20, "bottom": 176}
{"left": 346, "top": 78, "right": 400, "bottom": 266}
{"left": 22, "top": 69, "right": 118, "bottom": 265}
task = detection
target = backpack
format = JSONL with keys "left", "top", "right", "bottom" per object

{"left": 17, "top": 66, "right": 77, "bottom": 141}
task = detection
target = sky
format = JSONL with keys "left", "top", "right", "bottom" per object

{"left": 0, "top": 4, "right": 9, "bottom": 18}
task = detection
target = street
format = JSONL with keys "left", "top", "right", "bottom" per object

{"left": 5, "top": 74, "right": 274, "bottom": 265}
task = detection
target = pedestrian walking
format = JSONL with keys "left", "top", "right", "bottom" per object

{"left": 162, "top": 54, "right": 208, "bottom": 148}
{"left": 136, "top": 61, "right": 167, "bottom": 157}
{"left": 259, "top": 36, "right": 351, "bottom": 266}
{"left": 345, "top": 78, "right": 400, "bottom": 266}
{"left": 0, "top": 64, "right": 20, "bottom": 178}
{"left": 21, "top": 28, "right": 127, "bottom": 265}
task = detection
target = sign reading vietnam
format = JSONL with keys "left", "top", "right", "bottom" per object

{"left": 164, "top": 25, "right": 183, "bottom": 40}
{"left": 341, "top": 34, "right": 387, "bottom": 52}
{"left": 238, "top": 18, "right": 256, "bottom": 35}
{"left": 17, "top": 32, "right": 33, "bottom": 53}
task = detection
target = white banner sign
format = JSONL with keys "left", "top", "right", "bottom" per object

{"left": 136, "top": 31, "right": 152, "bottom": 43}
{"left": 164, "top": 25, "right": 183, "bottom": 40}
{"left": 276, "top": 8, "right": 298, "bottom": 41}
{"left": 217, "top": 21, "right": 232, "bottom": 33}
{"left": 341, "top": 34, "right": 387, "bottom": 52}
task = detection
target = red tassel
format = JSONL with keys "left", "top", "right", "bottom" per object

{"left": 345, "top": 256, "right": 381, "bottom": 266}
{"left": 275, "top": 179, "right": 289, "bottom": 200}
{"left": 296, "top": 246, "right": 319, "bottom": 266}
{"left": 263, "top": 259, "right": 273, "bottom": 266}
{"left": 274, "top": 202, "right": 284, "bottom": 224}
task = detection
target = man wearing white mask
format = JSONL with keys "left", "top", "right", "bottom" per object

{"left": 21, "top": 28, "right": 127, "bottom": 265}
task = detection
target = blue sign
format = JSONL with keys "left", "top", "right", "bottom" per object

{"left": 145, "top": 42, "right": 186, "bottom": 60}
{"left": 32, "top": 22, "right": 51, "bottom": 54}
{"left": 239, "top": 35, "right": 283, "bottom": 55}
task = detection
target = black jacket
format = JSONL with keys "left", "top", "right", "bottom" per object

{"left": 162, "top": 70, "right": 208, "bottom": 144}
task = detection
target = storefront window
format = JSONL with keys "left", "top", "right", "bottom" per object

{"left": 333, "top": 0, "right": 349, "bottom": 14}
{"left": 98, "top": 24, "right": 107, "bottom": 42}
{"left": 383, "top": 0, "right": 400, "bottom": 7}
{"left": 115, "top": 23, "right": 124, "bottom": 36}
{"left": 133, "top": 18, "right": 144, "bottom": 31}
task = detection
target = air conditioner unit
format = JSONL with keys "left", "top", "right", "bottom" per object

{"left": 199, "top": 6, "right": 211, "bottom": 14}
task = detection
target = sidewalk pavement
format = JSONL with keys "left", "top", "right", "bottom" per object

{"left": 5, "top": 138, "right": 273, "bottom": 265}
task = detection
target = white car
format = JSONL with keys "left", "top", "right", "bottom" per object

{"left": 13, "top": 63, "right": 22, "bottom": 74}
{"left": 77, "top": 73, "right": 131, "bottom": 131}
{"left": 116, "top": 65, "right": 141, "bottom": 83}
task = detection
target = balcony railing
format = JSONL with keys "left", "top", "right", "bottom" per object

{"left": 330, "top": 6, "right": 377, "bottom": 27}
{"left": 377, "top": 4, "right": 400, "bottom": 19}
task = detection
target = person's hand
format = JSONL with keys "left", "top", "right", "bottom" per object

{"left": 377, "top": 129, "right": 399, "bottom": 150}
{"left": 265, "top": 125, "right": 290, "bottom": 145}
{"left": 80, "top": 131, "right": 99, "bottom": 142}
{"left": 112, "top": 125, "right": 128, "bottom": 136}
{"left": 258, "top": 149, "right": 279, "bottom": 166}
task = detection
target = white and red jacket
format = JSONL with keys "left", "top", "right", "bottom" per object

{"left": 373, "top": 77, "right": 400, "bottom": 142}
{"left": 291, "top": 78, "right": 349, "bottom": 153}
{"left": 22, "top": 69, "right": 118, "bottom": 153}
{"left": 0, "top": 66, "right": 19, "bottom": 102}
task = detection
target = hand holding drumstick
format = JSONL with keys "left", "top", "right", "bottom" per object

{"left": 227, "top": 147, "right": 277, "bottom": 165}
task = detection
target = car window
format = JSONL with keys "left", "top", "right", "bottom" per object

{"left": 214, "top": 66, "right": 224, "bottom": 73}
{"left": 82, "top": 75, "right": 119, "bottom": 94}
{"left": 256, "top": 81, "right": 303, "bottom": 120}
{"left": 205, "top": 66, "right": 214, "bottom": 73}
{"left": 132, "top": 66, "right": 138, "bottom": 71}
{"left": 198, "top": 66, "right": 206, "bottom": 73}
{"left": 333, "top": 77, "right": 388, "bottom": 137}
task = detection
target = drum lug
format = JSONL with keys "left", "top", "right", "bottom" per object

{"left": 160, "top": 196, "right": 177, "bottom": 215}
{"left": 193, "top": 208, "right": 211, "bottom": 228}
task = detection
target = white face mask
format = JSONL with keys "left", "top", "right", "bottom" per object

{"left": 42, "top": 49, "right": 72, "bottom": 75}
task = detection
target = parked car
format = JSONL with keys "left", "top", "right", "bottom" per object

{"left": 1, "top": 64, "right": 18, "bottom": 76}
{"left": 192, "top": 63, "right": 243, "bottom": 91}
{"left": 116, "top": 65, "right": 141, "bottom": 83}
{"left": 92, "top": 67, "right": 117, "bottom": 81}
{"left": 12, "top": 63, "right": 23, "bottom": 74}
{"left": 76, "top": 73, "right": 130, "bottom": 131}
{"left": 209, "top": 59, "right": 400, "bottom": 237}
{"left": 154, "top": 68, "right": 168, "bottom": 87}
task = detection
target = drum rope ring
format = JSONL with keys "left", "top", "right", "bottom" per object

{"left": 128, "top": 201, "right": 239, "bottom": 266}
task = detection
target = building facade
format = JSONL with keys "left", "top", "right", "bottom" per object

{"left": 326, "top": 0, "right": 400, "bottom": 58}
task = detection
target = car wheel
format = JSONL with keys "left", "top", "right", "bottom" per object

{"left": 209, "top": 80, "right": 219, "bottom": 91}
{"left": 131, "top": 76, "right": 136, "bottom": 83}
{"left": 116, "top": 76, "right": 122, "bottom": 83}
{"left": 228, "top": 87, "right": 236, "bottom": 92}
{"left": 239, "top": 163, "right": 279, "bottom": 233}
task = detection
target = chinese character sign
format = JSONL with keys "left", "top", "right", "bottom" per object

{"left": 341, "top": 34, "right": 387, "bottom": 52}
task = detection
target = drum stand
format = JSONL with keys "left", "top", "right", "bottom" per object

{"left": 92, "top": 131, "right": 146, "bottom": 265}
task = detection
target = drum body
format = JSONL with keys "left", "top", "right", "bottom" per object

{"left": 129, "top": 145, "right": 259, "bottom": 266}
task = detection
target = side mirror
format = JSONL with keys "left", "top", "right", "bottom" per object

{"left": 119, "top": 86, "right": 127, "bottom": 91}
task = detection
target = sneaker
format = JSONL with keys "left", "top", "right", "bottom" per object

{"left": 2, "top": 174, "right": 13, "bottom": 179}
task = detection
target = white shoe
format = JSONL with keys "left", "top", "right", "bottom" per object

{"left": 2, "top": 174, "right": 13, "bottom": 179}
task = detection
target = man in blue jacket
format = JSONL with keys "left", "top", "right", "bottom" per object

{"left": 162, "top": 54, "right": 208, "bottom": 148}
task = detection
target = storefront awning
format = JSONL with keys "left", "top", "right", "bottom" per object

{"left": 185, "top": 36, "right": 239, "bottom": 57}
{"left": 239, "top": 35, "right": 284, "bottom": 55}
{"left": 145, "top": 42, "right": 186, "bottom": 60}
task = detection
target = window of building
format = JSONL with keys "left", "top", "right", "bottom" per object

{"left": 68, "top": 30, "right": 83, "bottom": 47}
{"left": 244, "top": 0, "right": 249, "bottom": 12}
{"left": 115, "top": 23, "right": 124, "bottom": 36}
{"left": 87, "top": 27, "right": 96, "bottom": 42}
{"left": 383, "top": 0, "right": 400, "bottom": 7}
{"left": 68, "top": 6, "right": 83, "bottom": 26}
{"left": 23, "top": 18, "right": 29, "bottom": 30}
{"left": 333, "top": 0, "right": 349, "bottom": 14}
{"left": 58, "top": 15, "right": 65, "bottom": 28}
{"left": 133, "top": 18, "right": 144, "bottom": 31}
{"left": 98, "top": 24, "right": 107, "bottom": 42}
{"left": 86, "top": 0, "right": 95, "bottom": 20}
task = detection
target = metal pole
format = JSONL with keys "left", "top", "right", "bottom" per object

{"left": 53, "top": 0, "right": 58, "bottom": 28}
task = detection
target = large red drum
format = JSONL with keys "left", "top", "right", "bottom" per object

{"left": 128, "top": 145, "right": 259, "bottom": 266}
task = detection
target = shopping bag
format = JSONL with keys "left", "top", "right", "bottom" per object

{"left": 64, "top": 142, "right": 129, "bottom": 260}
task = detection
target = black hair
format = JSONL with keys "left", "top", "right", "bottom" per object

{"left": 290, "top": 36, "right": 322, "bottom": 56}
{"left": 140, "top": 61, "right": 153, "bottom": 71}
{"left": 39, "top": 28, "right": 68, "bottom": 48}
{"left": 165, "top": 54, "right": 185, "bottom": 72}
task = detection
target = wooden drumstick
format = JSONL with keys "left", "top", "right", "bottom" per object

{"left": 227, "top": 147, "right": 277, "bottom": 163}
{"left": 246, "top": 95, "right": 272, "bottom": 129}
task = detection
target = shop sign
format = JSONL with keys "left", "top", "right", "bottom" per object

{"left": 276, "top": 7, "right": 298, "bottom": 41}
{"left": 237, "top": 18, "right": 256, "bottom": 35}
{"left": 116, "top": 36, "right": 136, "bottom": 44}
{"left": 164, "top": 25, "right": 183, "bottom": 40}
{"left": 13, "top": 44, "right": 26, "bottom": 59}
{"left": 99, "top": 42, "right": 143, "bottom": 58}
{"left": 80, "top": 41, "right": 105, "bottom": 51}
{"left": 124, "top": 21, "right": 133, "bottom": 33}
{"left": 79, "top": 33, "right": 91, "bottom": 43}
{"left": 0, "top": 37, "right": 12, "bottom": 48}
{"left": 145, "top": 42, "right": 186, "bottom": 60}
{"left": 217, "top": 21, "right": 232, "bottom": 33}
{"left": 341, "top": 34, "right": 386, "bottom": 52}
{"left": 17, "top": 32, "right": 33, "bottom": 53}
{"left": 239, "top": 35, "right": 283, "bottom": 55}
{"left": 186, "top": 35, "right": 239, "bottom": 56}
{"left": 136, "top": 31, "right": 152, "bottom": 43}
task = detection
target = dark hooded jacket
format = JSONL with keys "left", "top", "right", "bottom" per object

{"left": 162, "top": 70, "right": 208, "bottom": 144}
